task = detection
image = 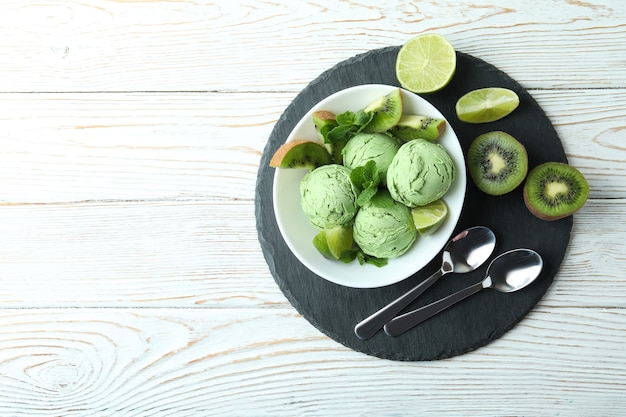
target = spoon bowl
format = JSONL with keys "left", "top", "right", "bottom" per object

{"left": 384, "top": 248, "right": 544, "bottom": 337}
{"left": 354, "top": 226, "right": 496, "bottom": 340}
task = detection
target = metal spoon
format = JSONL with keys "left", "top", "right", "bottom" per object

{"left": 384, "top": 248, "right": 543, "bottom": 337}
{"left": 354, "top": 226, "right": 496, "bottom": 340}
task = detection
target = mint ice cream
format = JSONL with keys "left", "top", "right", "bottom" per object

{"left": 342, "top": 133, "right": 402, "bottom": 184}
{"left": 386, "top": 139, "right": 455, "bottom": 207}
{"left": 300, "top": 164, "right": 359, "bottom": 229}
{"left": 353, "top": 195, "right": 417, "bottom": 259}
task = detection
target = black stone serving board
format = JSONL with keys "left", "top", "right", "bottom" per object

{"left": 255, "top": 46, "right": 572, "bottom": 361}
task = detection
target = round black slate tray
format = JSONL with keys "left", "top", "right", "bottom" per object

{"left": 255, "top": 46, "right": 572, "bottom": 361}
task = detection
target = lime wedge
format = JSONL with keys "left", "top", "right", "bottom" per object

{"left": 411, "top": 199, "right": 448, "bottom": 236}
{"left": 396, "top": 33, "right": 456, "bottom": 94}
{"left": 455, "top": 87, "right": 519, "bottom": 123}
{"left": 312, "top": 225, "right": 353, "bottom": 260}
{"left": 325, "top": 225, "right": 354, "bottom": 259}
{"left": 312, "top": 230, "right": 333, "bottom": 259}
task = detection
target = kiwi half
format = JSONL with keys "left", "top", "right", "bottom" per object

{"left": 523, "top": 162, "right": 589, "bottom": 221}
{"left": 362, "top": 88, "right": 403, "bottom": 133}
{"left": 467, "top": 131, "right": 528, "bottom": 195}
{"left": 269, "top": 140, "right": 332, "bottom": 169}
{"left": 389, "top": 114, "right": 446, "bottom": 141}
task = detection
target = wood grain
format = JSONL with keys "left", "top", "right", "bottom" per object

{"left": 0, "top": 0, "right": 624, "bottom": 92}
{"left": 1, "top": 0, "right": 625, "bottom": 415}
{"left": 0, "top": 199, "right": 622, "bottom": 308}
{"left": 0, "top": 90, "right": 624, "bottom": 204}
{"left": 0, "top": 308, "right": 623, "bottom": 416}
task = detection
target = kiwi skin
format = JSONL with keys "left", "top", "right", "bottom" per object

{"left": 523, "top": 162, "right": 589, "bottom": 221}
{"left": 467, "top": 131, "right": 528, "bottom": 196}
{"left": 269, "top": 140, "right": 332, "bottom": 169}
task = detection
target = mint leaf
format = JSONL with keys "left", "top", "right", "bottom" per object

{"left": 339, "top": 249, "right": 358, "bottom": 264}
{"left": 318, "top": 123, "right": 336, "bottom": 143}
{"left": 356, "top": 250, "right": 387, "bottom": 267}
{"left": 351, "top": 161, "right": 381, "bottom": 206}
{"left": 364, "top": 254, "right": 388, "bottom": 267}
{"left": 350, "top": 161, "right": 379, "bottom": 189}
{"left": 336, "top": 111, "right": 356, "bottom": 126}
{"left": 370, "top": 190, "right": 395, "bottom": 208}
{"left": 354, "top": 109, "right": 374, "bottom": 127}
{"left": 327, "top": 125, "right": 354, "bottom": 143}
{"left": 330, "top": 109, "right": 375, "bottom": 143}
{"left": 356, "top": 186, "right": 377, "bottom": 206}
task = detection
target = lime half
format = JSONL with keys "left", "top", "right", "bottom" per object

{"left": 411, "top": 199, "right": 448, "bottom": 236}
{"left": 396, "top": 33, "right": 457, "bottom": 94}
{"left": 313, "top": 225, "right": 353, "bottom": 260}
{"left": 455, "top": 87, "right": 519, "bottom": 123}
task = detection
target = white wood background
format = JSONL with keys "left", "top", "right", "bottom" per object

{"left": 1, "top": 0, "right": 625, "bottom": 415}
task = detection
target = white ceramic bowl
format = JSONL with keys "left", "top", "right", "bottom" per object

{"left": 273, "top": 84, "right": 466, "bottom": 288}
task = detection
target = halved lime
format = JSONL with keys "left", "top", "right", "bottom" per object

{"left": 396, "top": 33, "right": 457, "bottom": 94}
{"left": 312, "top": 225, "right": 354, "bottom": 260}
{"left": 455, "top": 87, "right": 519, "bottom": 123}
{"left": 411, "top": 199, "right": 448, "bottom": 236}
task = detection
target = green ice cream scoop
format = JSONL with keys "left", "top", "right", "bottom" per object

{"left": 387, "top": 139, "right": 455, "bottom": 207}
{"left": 353, "top": 195, "right": 417, "bottom": 259}
{"left": 300, "top": 164, "right": 359, "bottom": 229}
{"left": 342, "top": 133, "right": 402, "bottom": 184}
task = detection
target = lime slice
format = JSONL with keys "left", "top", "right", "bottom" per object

{"left": 396, "top": 33, "right": 457, "bottom": 94}
{"left": 411, "top": 199, "right": 448, "bottom": 236}
{"left": 312, "top": 225, "right": 353, "bottom": 260}
{"left": 455, "top": 87, "right": 520, "bottom": 123}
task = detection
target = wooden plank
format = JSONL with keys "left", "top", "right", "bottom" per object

{"left": 0, "top": 199, "right": 622, "bottom": 308}
{"left": 0, "top": 307, "right": 623, "bottom": 415}
{"left": 0, "top": 0, "right": 624, "bottom": 92}
{"left": 0, "top": 90, "right": 624, "bottom": 204}
{"left": 0, "top": 200, "right": 287, "bottom": 307}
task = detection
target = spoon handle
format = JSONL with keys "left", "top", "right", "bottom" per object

{"left": 384, "top": 281, "right": 485, "bottom": 337}
{"left": 354, "top": 269, "right": 444, "bottom": 340}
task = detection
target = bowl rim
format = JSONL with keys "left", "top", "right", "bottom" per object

{"left": 272, "top": 84, "right": 467, "bottom": 288}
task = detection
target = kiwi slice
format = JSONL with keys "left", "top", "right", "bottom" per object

{"left": 312, "top": 111, "right": 345, "bottom": 164}
{"left": 523, "top": 162, "right": 589, "bottom": 221}
{"left": 312, "top": 111, "right": 338, "bottom": 141}
{"left": 362, "top": 89, "right": 404, "bottom": 133}
{"left": 389, "top": 114, "right": 446, "bottom": 141}
{"left": 467, "top": 131, "right": 528, "bottom": 195}
{"left": 269, "top": 140, "right": 332, "bottom": 169}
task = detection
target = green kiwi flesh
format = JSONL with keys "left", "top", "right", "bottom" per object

{"left": 467, "top": 131, "right": 528, "bottom": 195}
{"left": 362, "top": 88, "right": 403, "bottom": 133}
{"left": 312, "top": 111, "right": 346, "bottom": 164}
{"left": 269, "top": 140, "right": 332, "bottom": 169}
{"left": 389, "top": 114, "right": 446, "bottom": 141}
{"left": 523, "top": 162, "right": 589, "bottom": 221}
{"left": 312, "top": 111, "right": 338, "bottom": 142}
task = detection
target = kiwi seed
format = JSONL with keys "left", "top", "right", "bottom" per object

{"left": 523, "top": 162, "right": 589, "bottom": 221}
{"left": 389, "top": 114, "right": 446, "bottom": 141}
{"left": 362, "top": 89, "right": 404, "bottom": 133}
{"left": 269, "top": 140, "right": 332, "bottom": 170}
{"left": 467, "top": 131, "right": 528, "bottom": 195}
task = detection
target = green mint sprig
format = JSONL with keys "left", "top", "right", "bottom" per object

{"left": 350, "top": 160, "right": 380, "bottom": 206}
{"left": 325, "top": 109, "right": 374, "bottom": 143}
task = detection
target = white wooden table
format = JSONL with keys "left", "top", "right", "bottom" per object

{"left": 1, "top": 1, "right": 625, "bottom": 415}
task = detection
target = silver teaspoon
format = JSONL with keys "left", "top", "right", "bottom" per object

{"left": 384, "top": 248, "right": 543, "bottom": 337}
{"left": 354, "top": 226, "right": 496, "bottom": 340}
